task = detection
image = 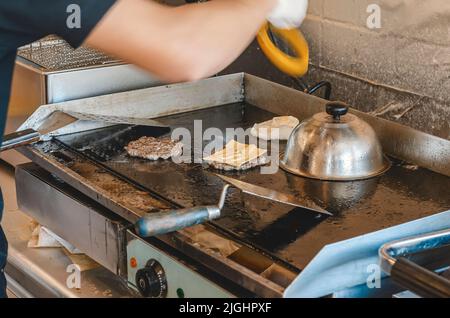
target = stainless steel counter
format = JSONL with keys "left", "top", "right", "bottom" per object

{"left": 0, "top": 161, "right": 135, "bottom": 298}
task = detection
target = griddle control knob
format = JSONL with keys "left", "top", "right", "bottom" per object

{"left": 135, "top": 259, "right": 167, "bottom": 298}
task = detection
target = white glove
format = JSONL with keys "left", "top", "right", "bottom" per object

{"left": 267, "top": 0, "right": 309, "bottom": 29}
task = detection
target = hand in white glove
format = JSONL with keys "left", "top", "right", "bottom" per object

{"left": 267, "top": 0, "right": 309, "bottom": 29}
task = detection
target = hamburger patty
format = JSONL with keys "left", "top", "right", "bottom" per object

{"left": 125, "top": 136, "right": 183, "bottom": 160}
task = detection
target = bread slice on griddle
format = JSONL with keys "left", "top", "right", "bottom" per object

{"left": 203, "top": 140, "right": 268, "bottom": 171}
{"left": 250, "top": 116, "right": 299, "bottom": 141}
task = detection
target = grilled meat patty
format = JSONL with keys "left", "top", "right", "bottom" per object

{"left": 125, "top": 136, "right": 183, "bottom": 160}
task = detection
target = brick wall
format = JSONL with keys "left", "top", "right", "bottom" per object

{"left": 300, "top": 0, "right": 450, "bottom": 139}
{"left": 172, "top": 0, "right": 449, "bottom": 139}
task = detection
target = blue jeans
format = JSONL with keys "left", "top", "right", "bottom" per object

{"left": 0, "top": 190, "right": 6, "bottom": 297}
{"left": 0, "top": 225, "right": 6, "bottom": 298}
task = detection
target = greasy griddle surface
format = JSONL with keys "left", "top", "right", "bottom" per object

{"left": 56, "top": 103, "right": 450, "bottom": 270}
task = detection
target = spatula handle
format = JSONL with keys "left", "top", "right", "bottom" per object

{"left": 135, "top": 206, "right": 221, "bottom": 237}
{"left": 0, "top": 129, "right": 40, "bottom": 152}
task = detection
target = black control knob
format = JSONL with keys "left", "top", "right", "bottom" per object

{"left": 326, "top": 101, "right": 349, "bottom": 121}
{"left": 135, "top": 259, "right": 167, "bottom": 298}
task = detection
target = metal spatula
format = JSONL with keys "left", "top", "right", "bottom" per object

{"left": 134, "top": 174, "right": 332, "bottom": 238}
{"left": 1, "top": 111, "right": 78, "bottom": 152}
{"left": 1, "top": 111, "right": 169, "bottom": 152}
{"left": 215, "top": 174, "right": 332, "bottom": 216}
{"left": 64, "top": 111, "right": 169, "bottom": 128}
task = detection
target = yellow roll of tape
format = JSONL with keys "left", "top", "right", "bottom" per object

{"left": 257, "top": 23, "right": 309, "bottom": 77}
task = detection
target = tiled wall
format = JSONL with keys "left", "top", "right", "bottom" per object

{"left": 300, "top": 0, "right": 450, "bottom": 139}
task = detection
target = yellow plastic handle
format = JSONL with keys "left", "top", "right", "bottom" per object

{"left": 256, "top": 23, "right": 309, "bottom": 77}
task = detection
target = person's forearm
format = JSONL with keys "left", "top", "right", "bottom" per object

{"left": 168, "top": 0, "right": 278, "bottom": 77}
{"left": 86, "top": 0, "right": 278, "bottom": 82}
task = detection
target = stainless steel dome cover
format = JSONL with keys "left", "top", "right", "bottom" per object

{"left": 280, "top": 101, "right": 390, "bottom": 181}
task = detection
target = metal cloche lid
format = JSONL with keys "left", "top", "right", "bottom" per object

{"left": 280, "top": 101, "right": 391, "bottom": 181}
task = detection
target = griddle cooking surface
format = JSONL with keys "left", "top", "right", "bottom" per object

{"left": 56, "top": 103, "right": 450, "bottom": 270}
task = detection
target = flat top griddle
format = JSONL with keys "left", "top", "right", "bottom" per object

{"left": 54, "top": 102, "right": 450, "bottom": 270}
